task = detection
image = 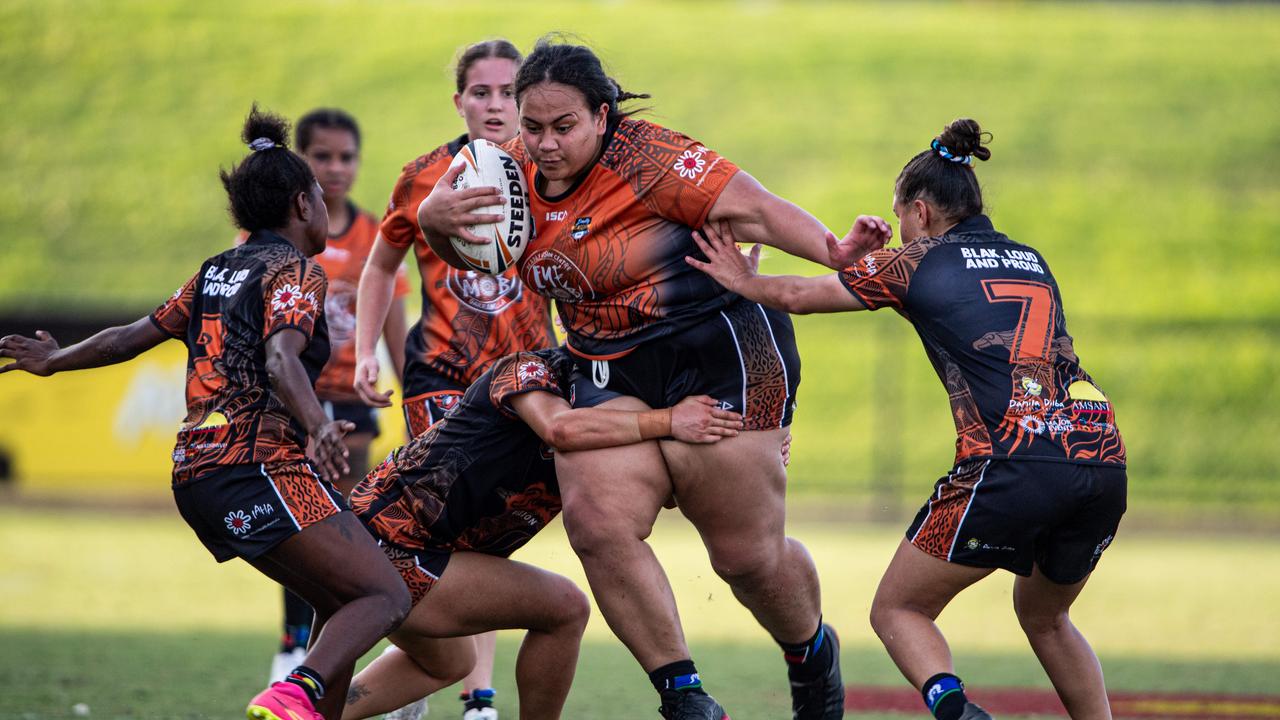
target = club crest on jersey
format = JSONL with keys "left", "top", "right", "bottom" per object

{"left": 518, "top": 360, "right": 548, "bottom": 383}
{"left": 570, "top": 217, "right": 592, "bottom": 241}
{"left": 445, "top": 268, "right": 523, "bottom": 315}
{"left": 324, "top": 279, "right": 357, "bottom": 344}
{"left": 525, "top": 250, "right": 594, "bottom": 303}
{"left": 437, "top": 394, "right": 460, "bottom": 412}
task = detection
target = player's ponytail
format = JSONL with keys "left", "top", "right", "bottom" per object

{"left": 895, "top": 118, "right": 992, "bottom": 224}
{"left": 516, "top": 36, "right": 650, "bottom": 125}
{"left": 219, "top": 104, "right": 316, "bottom": 232}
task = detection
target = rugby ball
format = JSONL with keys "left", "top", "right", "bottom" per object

{"left": 445, "top": 139, "right": 530, "bottom": 275}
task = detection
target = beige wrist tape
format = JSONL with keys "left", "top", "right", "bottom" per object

{"left": 637, "top": 409, "right": 672, "bottom": 440}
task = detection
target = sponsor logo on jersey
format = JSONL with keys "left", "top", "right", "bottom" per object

{"left": 674, "top": 149, "right": 706, "bottom": 180}
{"left": 445, "top": 269, "right": 523, "bottom": 314}
{"left": 518, "top": 360, "right": 548, "bottom": 383}
{"left": 437, "top": 393, "right": 461, "bottom": 413}
{"left": 271, "top": 284, "right": 302, "bottom": 311}
{"left": 546, "top": 210, "right": 568, "bottom": 222}
{"left": 525, "top": 250, "right": 594, "bottom": 302}
{"left": 1020, "top": 376, "right": 1043, "bottom": 396}
{"left": 570, "top": 216, "right": 592, "bottom": 241}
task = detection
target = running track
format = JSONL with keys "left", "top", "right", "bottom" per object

{"left": 843, "top": 686, "right": 1280, "bottom": 719}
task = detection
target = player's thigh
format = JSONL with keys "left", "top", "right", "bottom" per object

{"left": 874, "top": 538, "right": 994, "bottom": 619}
{"left": 1012, "top": 564, "right": 1090, "bottom": 626}
{"left": 267, "top": 511, "right": 406, "bottom": 605}
{"left": 664, "top": 426, "right": 790, "bottom": 548}
{"left": 402, "top": 552, "right": 589, "bottom": 638}
{"left": 554, "top": 395, "right": 670, "bottom": 538}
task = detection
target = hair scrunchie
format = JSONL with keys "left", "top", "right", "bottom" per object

{"left": 931, "top": 138, "right": 973, "bottom": 166}
{"left": 248, "top": 137, "right": 276, "bottom": 152}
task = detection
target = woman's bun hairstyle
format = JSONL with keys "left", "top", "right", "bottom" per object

{"left": 219, "top": 104, "right": 316, "bottom": 232}
{"left": 936, "top": 118, "right": 992, "bottom": 163}
{"left": 896, "top": 117, "right": 992, "bottom": 224}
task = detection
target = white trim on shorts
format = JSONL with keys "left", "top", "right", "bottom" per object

{"left": 302, "top": 463, "right": 344, "bottom": 514}
{"left": 756, "top": 303, "right": 789, "bottom": 429}
{"left": 719, "top": 310, "right": 748, "bottom": 416}
{"left": 260, "top": 463, "right": 302, "bottom": 532}
{"left": 946, "top": 459, "right": 992, "bottom": 561}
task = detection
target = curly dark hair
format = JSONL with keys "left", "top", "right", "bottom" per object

{"left": 218, "top": 104, "right": 316, "bottom": 231}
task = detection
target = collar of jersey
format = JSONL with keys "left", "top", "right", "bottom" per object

{"left": 243, "top": 229, "right": 296, "bottom": 248}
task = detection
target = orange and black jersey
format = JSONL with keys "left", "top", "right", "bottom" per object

{"left": 349, "top": 348, "right": 573, "bottom": 558}
{"left": 839, "top": 214, "right": 1125, "bottom": 467}
{"left": 312, "top": 202, "right": 408, "bottom": 403}
{"left": 239, "top": 203, "right": 409, "bottom": 404}
{"left": 382, "top": 136, "right": 555, "bottom": 387}
{"left": 504, "top": 118, "right": 741, "bottom": 359}
{"left": 150, "top": 231, "right": 329, "bottom": 485}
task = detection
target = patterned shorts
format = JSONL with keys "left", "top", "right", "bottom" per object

{"left": 173, "top": 460, "right": 346, "bottom": 563}
{"left": 907, "top": 459, "right": 1127, "bottom": 584}
{"left": 349, "top": 457, "right": 450, "bottom": 604}
{"left": 401, "top": 368, "right": 466, "bottom": 439}
{"left": 568, "top": 299, "right": 800, "bottom": 430}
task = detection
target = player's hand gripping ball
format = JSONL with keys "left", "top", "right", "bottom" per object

{"left": 446, "top": 139, "right": 531, "bottom": 275}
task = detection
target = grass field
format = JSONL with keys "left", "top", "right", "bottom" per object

{"left": 2, "top": 506, "right": 1278, "bottom": 718}
{"left": 1, "top": 1, "right": 1278, "bottom": 516}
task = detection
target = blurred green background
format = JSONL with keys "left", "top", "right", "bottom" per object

{"left": 2, "top": 2, "right": 1279, "bottom": 718}
{"left": 3, "top": 0, "right": 1277, "bottom": 521}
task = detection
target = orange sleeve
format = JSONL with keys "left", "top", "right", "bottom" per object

{"left": 626, "top": 123, "right": 739, "bottom": 229}
{"left": 487, "top": 352, "right": 564, "bottom": 419}
{"left": 149, "top": 272, "right": 199, "bottom": 338}
{"left": 263, "top": 258, "right": 327, "bottom": 340}
{"left": 380, "top": 164, "right": 424, "bottom": 250}
{"left": 837, "top": 247, "right": 916, "bottom": 311}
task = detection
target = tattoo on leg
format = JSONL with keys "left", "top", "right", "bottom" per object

{"left": 346, "top": 681, "right": 370, "bottom": 706}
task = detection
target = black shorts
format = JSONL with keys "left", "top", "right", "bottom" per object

{"left": 400, "top": 367, "right": 465, "bottom": 438}
{"left": 906, "top": 459, "right": 1127, "bottom": 584}
{"left": 173, "top": 461, "right": 347, "bottom": 563}
{"left": 322, "top": 400, "right": 380, "bottom": 437}
{"left": 568, "top": 300, "right": 801, "bottom": 430}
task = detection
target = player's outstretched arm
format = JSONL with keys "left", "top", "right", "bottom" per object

{"left": 705, "top": 171, "right": 892, "bottom": 270}
{"left": 0, "top": 317, "right": 171, "bottom": 377}
{"left": 354, "top": 234, "right": 409, "bottom": 407}
{"left": 511, "top": 392, "right": 744, "bottom": 453}
{"left": 686, "top": 221, "right": 865, "bottom": 315}
{"left": 265, "top": 327, "right": 355, "bottom": 482}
